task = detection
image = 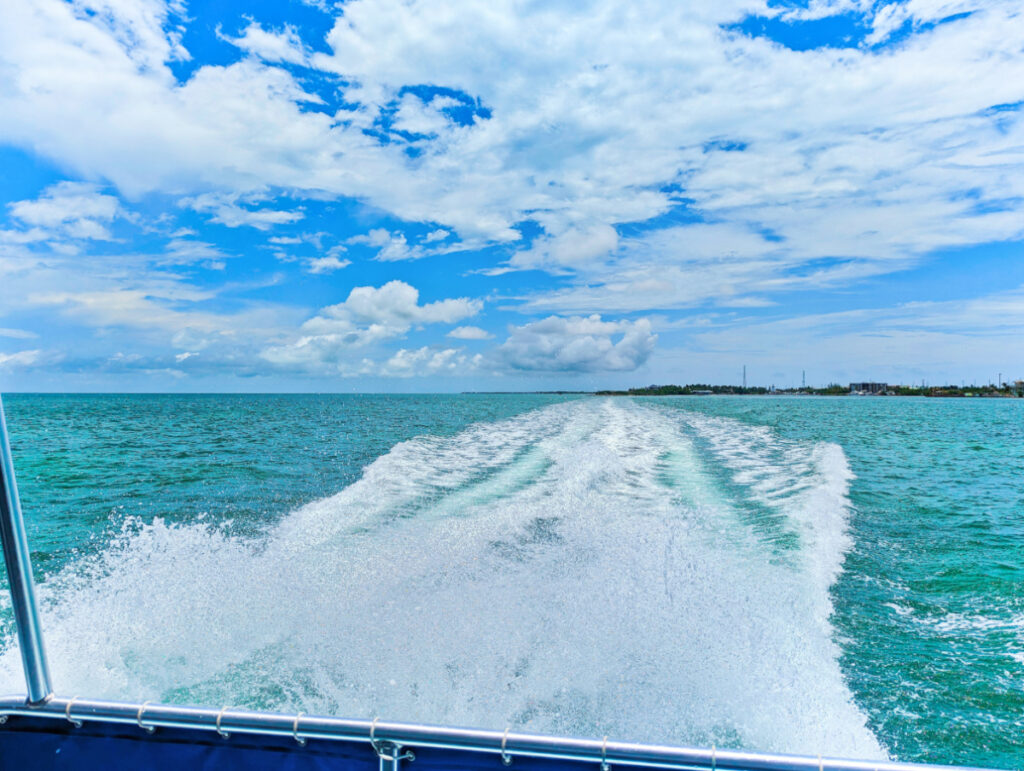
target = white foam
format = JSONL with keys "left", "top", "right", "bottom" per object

{"left": 0, "top": 398, "right": 884, "bottom": 759}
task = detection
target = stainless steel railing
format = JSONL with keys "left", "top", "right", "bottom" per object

{"left": 0, "top": 694, "right": 994, "bottom": 771}
{"left": 0, "top": 396, "right": 52, "bottom": 705}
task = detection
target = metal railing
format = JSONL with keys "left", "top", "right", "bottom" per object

{"left": 0, "top": 394, "right": 1005, "bottom": 771}
{"left": 0, "top": 396, "right": 52, "bottom": 705}
{"left": 0, "top": 694, "right": 995, "bottom": 771}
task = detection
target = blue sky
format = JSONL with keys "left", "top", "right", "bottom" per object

{"left": 1, "top": 0, "right": 1023, "bottom": 392}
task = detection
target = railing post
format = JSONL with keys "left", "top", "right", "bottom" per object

{"left": 378, "top": 743, "right": 411, "bottom": 771}
{"left": 0, "top": 395, "right": 53, "bottom": 705}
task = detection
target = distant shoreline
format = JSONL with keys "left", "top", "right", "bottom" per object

{"left": 593, "top": 384, "right": 1023, "bottom": 398}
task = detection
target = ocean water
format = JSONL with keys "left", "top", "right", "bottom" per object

{"left": 0, "top": 394, "right": 1020, "bottom": 767}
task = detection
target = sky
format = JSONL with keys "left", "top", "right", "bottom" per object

{"left": 1, "top": 0, "right": 1023, "bottom": 392}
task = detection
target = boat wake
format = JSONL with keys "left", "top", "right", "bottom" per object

{"left": 0, "top": 398, "right": 884, "bottom": 758}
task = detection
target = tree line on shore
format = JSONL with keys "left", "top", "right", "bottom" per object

{"left": 594, "top": 383, "right": 1022, "bottom": 397}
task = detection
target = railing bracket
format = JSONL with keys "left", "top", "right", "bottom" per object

{"left": 216, "top": 706, "right": 232, "bottom": 739}
{"left": 371, "top": 717, "right": 415, "bottom": 769}
{"left": 65, "top": 696, "right": 82, "bottom": 728}
{"left": 137, "top": 701, "right": 155, "bottom": 734}
{"left": 501, "top": 726, "right": 513, "bottom": 766}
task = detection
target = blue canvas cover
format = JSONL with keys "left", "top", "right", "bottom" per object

{"left": 0, "top": 715, "right": 578, "bottom": 771}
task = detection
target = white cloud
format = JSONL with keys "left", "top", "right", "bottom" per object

{"left": 2, "top": 0, "right": 1018, "bottom": 292}
{"left": 8, "top": 181, "right": 121, "bottom": 241}
{"left": 0, "top": 328, "right": 38, "bottom": 340}
{"left": 349, "top": 228, "right": 424, "bottom": 261}
{"left": 0, "top": 228, "right": 50, "bottom": 245}
{"left": 0, "top": 350, "right": 42, "bottom": 369}
{"left": 654, "top": 283, "right": 1024, "bottom": 386}
{"left": 377, "top": 346, "right": 479, "bottom": 377}
{"left": 334, "top": 280, "right": 481, "bottom": 327}
{"left": 510, "top": 223, "right": 619, "bottom": 271}
{"left": 183, "top": 192, "right": 304, "bottom": 230}
{"left": 514, "top": 223, "right": 808, "bottom": 313}
{"left": 391, "top": 93, "right": 458, "bottom": 136}
{"left": 498, "top": 315, "right": 656, "bottom": 372}
{"left": 221, "top": 21, "right": 311, "bottom": 66}
{"left": 2, "top": 0, "right": 1024, "bottom": 386}
{"left": 6, "top": 255, "right": 296, "bottom": 365}
{"left": 162, "top": 238, "right": 230, "bottom": 266}
{"left": 306, "top": 255, "right": 351, "bottom": 274}
{"left": 447, "top": 325, "right": 492, "bottom": 340}
{"left": 260, "top": 280, "right": 482, "bottom": 371}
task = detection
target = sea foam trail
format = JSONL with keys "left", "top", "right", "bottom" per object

{"left": 0, "top": 399, "right": 883, "bottom": 759}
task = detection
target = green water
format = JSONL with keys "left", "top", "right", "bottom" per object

{"left": 1, "top": 393, "right": 574, "bottom": 572}
{"left": 659, "top": 396, "right": 1024, "bottom": 767}
{"left": 0, "top": 394, "right": 1020, "bottom": 767}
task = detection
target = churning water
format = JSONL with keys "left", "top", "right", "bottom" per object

{"left": 1, "top": 395, "right": 1021, "bottom": 767}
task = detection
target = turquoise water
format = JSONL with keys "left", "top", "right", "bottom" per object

{"left": 0, "top": 394, "right": 1020, "bottom": 767}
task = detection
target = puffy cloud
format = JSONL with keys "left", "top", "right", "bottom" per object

{"left": 447, "top": 325, "right": 492, "bottom": 340}
{"left": 306, "top": 255, "right": 350, "bottom": 274}
{"left": 4, "top": 0, "right": 1023, "bottom": 298}
{"left": 390, "top": 93, "right": 459, "bottom": 137}
{"left": 221, "top": 21, "right": 311, "bottom": 66}
{"left": 377, "top": 346, "right": 480, "bottom": 377}
{"left": 8, "top": 182, "right": 121, "bottom": 241}
{"left": 3, "top": 0, "right": 1024, "bottom": 387}
{"left": 332, "top": 280, "right": 481, "bottom": 327}
{"left": 498, "top": 315, "right": 656, "bottom": 372}
{"left": 348, "top": 228, "right": 423, "bottom": 261}
{"left": 260, "top": 281, "right": 482, "bottom": 372}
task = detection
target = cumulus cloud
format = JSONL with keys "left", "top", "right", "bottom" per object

{"left": 334, "top": 280, "right": 481, "bottom": 327}
{"left": 498, "top": 315, "right": 656, "bottom": 373}
{"left": 5, "top": 0, "right": 1022, "bottom": 300}
{"left": 390, "top": 93, "right": 463, "bottom": 137}
{"left": 8, "top": 182, "right": 121, "bottom": 241}
{"left": 348, "top": 228, "right": 424, "bottom": 261}
{"left": 447, "top": 325, "right": 492, "bottom": 340}
{"left": 306, "top": 255, "right": 351, "bottom": 274}
{"left": 2, "top": 0, "right": 1024, "bottom": 384}
{"left": 221, "top": 21, "right": 311, "bottom": 66}
{"left": 376, "top": 346, "right": 480, "bottom": 377}
{"left": 260, "top": 280, "right": 482, "bottom": 372}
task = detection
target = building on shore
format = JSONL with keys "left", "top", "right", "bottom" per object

{"left": 849, "top": 382, "right": 889, "bottom": 395}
